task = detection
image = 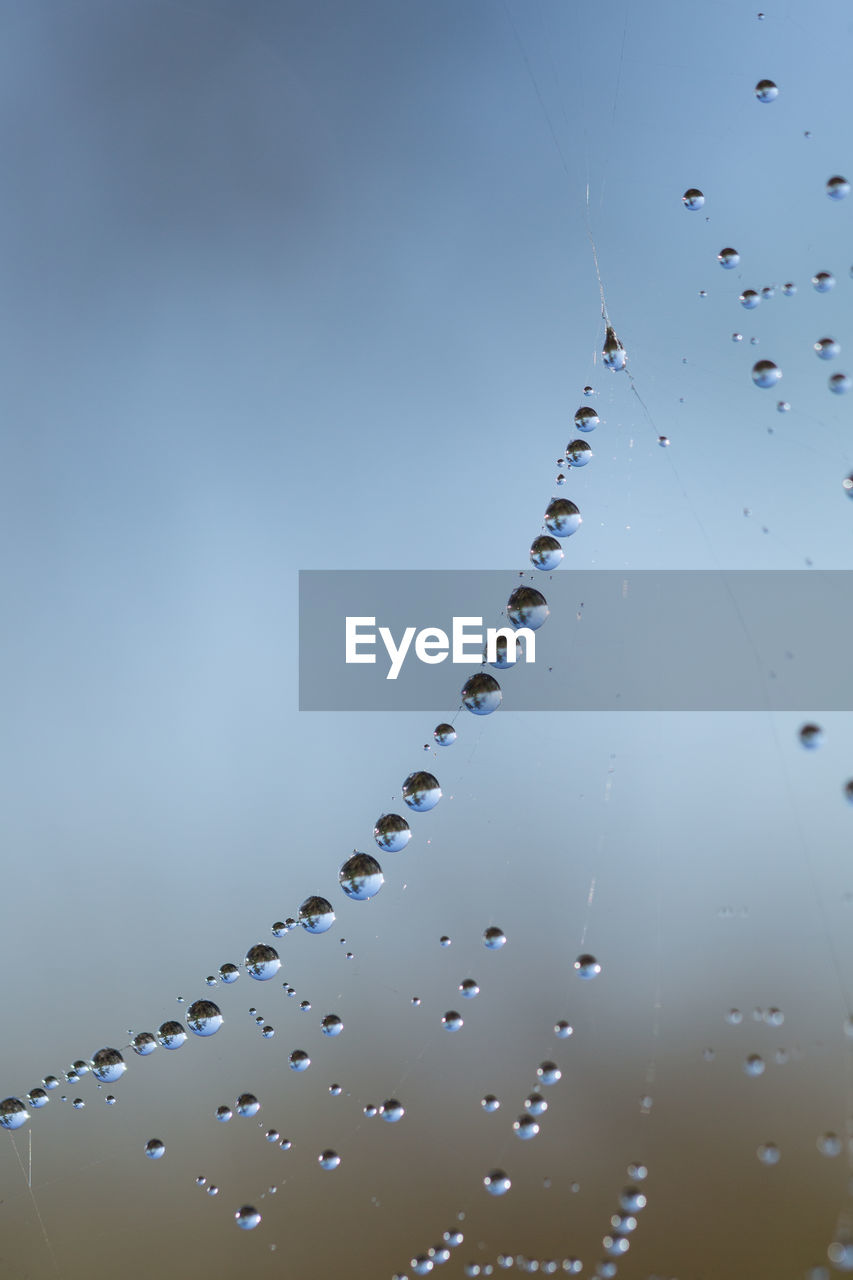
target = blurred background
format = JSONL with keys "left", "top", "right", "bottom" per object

{"left": 1, "top": 1, "right": 852, "bottom": 1276}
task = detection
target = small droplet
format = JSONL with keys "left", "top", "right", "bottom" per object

{"left": 566, "top": 439, "right": 593, "bottom": 467}
{"left": 339, "top": 852, "right": 384, "bottom": 901}
{"left": 739, "top": 290, "right": 760, "bottom": 309}
{"left": 658, "top": 435, "right": 670, "bottom": 447}
{"left": 827, "top": 175, "right": 851, "bottom": 200}
{"left": 782, "top": 282, "right": 797, "bottom": 296}
{"left": 815, "top": 337, "right": 841, "bottom": 360}
{"left": 718, "top": 247, "right": 740, "bottom": 269}
{"left": 442, "top": 1011, "right": 463, "bottom": 1032}
{"left": 843, "top": 780, "right": 853, "bottom": 804}
{"left": 574, "top": 954, "right": 601, "bottom": 979}
{"left": 812, "top": 271, "right": 835, "bottom": 292}
{"left": 91, "top": 1048, "right": 127, "bottom": 1084}
{"left": 145, "top": 1139, "right": 165, "bottom": 1159}
{"left": 554, "top": 1020, "right": 573, "bottom": 1039}
{"left": 298, "top": 896, "right": 336, "bottom": 934}
{"left": 483, "top": 926, "right": 507, "bottom": 950}
{"left": 829, "top": 373, "right": 852, "bottom": 394}
{"left": 573, "top": 406, "right": 599, "bottom": 434}
{"left": 289, "top": 1050, "right": 311, "bottom": 1072}
{"left": 219, "top": 962, "right": 240, "bottom": 984}
{"left": 524, "top": 1092, "right": 548, "bottom": 1116}
{"left": 402, "top": 769, "right": 443, "bottom": 807}
{"left": 530, "top": 535, "right": 564, "bottom": 572}
{"left": 374, "top": 813, "right": 411, "bottom": 853}
{"left": 236, "top": 1094, "right": 260, "bottom": 1117}
{"left": 544, "top": 497, "right": 582, "bottom": 538}
{"left": 777, "top": 401, "right": 790, "bottom": 412}
{"left": 245, "top": 944, "right": 281, "bottom": 981}
{"left": 754, "top": 79, "right": 778, "bottom": 102}
{"left": 157, "top": 1021, "right": 187, "bottom": 1050}
{"left": 513, "top": 1114, "right": 540, "bottom": 1140}
{"left": 319, "top": 1150, "right": 341, "bottom": 1170}
{"left": 732, "top": 332, "right": 743, "bottom": 342}
{"left": 602, "top": 326, "right": 627, "bottom": 372}
{"left": 481, "top": 1095, "right": 500, "bottom": 1112}
{"left": 757, "top": 1143, "right": 780, "bottom": 1165}
{"left": 321, "top": 1014, "right": 344, "bottom": 1036}
{"left": 186, "top": 1000, "right": 223, "bottom": 1036}
{"left": 537, "top": 1061, "right": 561, "bottom": 1085}
{"left": 744, "top": 1054, "right": 766, "bottom": 1077}
{"left": 752, "top": 360, "right": 782, "bottom": 388}
{"left": 682, "top": 188, "right": 705, "bottom": 210}
{"left": 215, "top": 1105, "right": 233, "bottom": 1122}
{"left": 843, "top": 473, "right": 853, "bottom": 498}
{"left": 380, "top": 1099, "right": 405, "bottom": 1122}
{"left": 235, "top": 1206, "right": 261, "bottom": 1231}
{"left": 459, "top": 978, "right": 480, "bottom": 998}
{"left": 818, "top": 1132, "right": 843, "bottom": 1157}
{"left": 434, "top": 723, "right": 457, "bottom": 746}
{"left": 507, "top": 586, "right": 549, "bottom": 630}
{"left": 484, "top": 1170, "right": 511, "bottom": 1196}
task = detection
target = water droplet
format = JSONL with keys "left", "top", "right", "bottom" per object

{"left": 744, "top": 1054, "right": 766, "bottom": 1077}
{"left": 72, "top": 1098, "right": 85, "bottom": 1110}
{"left": 488, "top": 633, "right": 524, "bottom": 669}
{"left": 380, "top": 1099, "right": 405, "bottom": 1122}
{"left": 813, "top": 271, "right": 835, "bottom": 292}
{"left": 718, "top": 247, "right": 740, "bottom": 269}
{"left": 363, "top": 1103, "right": 378, "bottom": 1118}
{"left": 544, "top": 498, "right": 582, "bottom": 538}
{"left": 145, "top": 1139, "right": 165, "bottom": 1159}
{"left": 322, "top": 1014, "right": 344, "bottom": 1036}
{"left": 42, "top": 1076, "right": 59, "bottom": 1091}
{"left": 299, "top": 1000, "right": 311, "bottom": 1013}
{"left": 186, "top": 1000, "right": 223, "bottom": 1037}
{"left": 777, "top": 401, "right": 790, "bottom": 412}
{"left": 157, "top": 1021, "right": 187, "bottom": 1050}
{"left": 757, "top": 1142, "right": 780, "bottom": 1165}
{"left": 261, "top": 1025, "right": 274, "bottom": 1038}
{"left": 843, "top": 473, "right": 853, "bottom": 497}
{"left": 566, "top": 439, "right": 593, "bottom": 467}
{"left": 815, "top": 337, "right": 841, "bottom": 360}
{"left": 330, "top": 1083, "right": 342, "bottom": 1096}
{"left": 657, "top": 435, "right": 670, "bottom": 447}
{"left": 207, "top": 1184, "right": 219, "bottom": 1196}
{"left": 319, "top": 1150, "right": 341, "bottom": 1170}
{"left": 374, "top": 813, "right": 411, "bottom": 853}
{"left": 602, "top": 326, "right": 627, "bottom": 371}
{"left": 0, "top": 1098, "right": 29, "bottom": 1130}
{"left": 752, "top": 360, "right": 782, "bottom": 388}
{"left": 761, "top": 285, "right": 776, "bottom": 300}
{"left": 483, "top": 926, "right": 507, "bottom": 949}
{"left": 442, "top": 1011, "right": 463, "bottom": 1031}
{"left": 682, "top": 188, "right": 705, "bottom": 210}
{"left": 843, "top": 780, "right": 853, "bottom": 804}
{"left": 827, "top": 175, "right": 850, "bottom": 199}
{"left": 27, "top": 1088, "right": 48, "bottom": 1109}
{"left": 235, "top": 1206, "right": 261, "bottom": 1230}
{"left": 434, "top": 723, "right": 456, "bottom": 746}
{"left": 739, "top": 290, "right": 760, "bottom": 309}
{"left": 755, "top": 78, "right": 778, "bottom": 101}
{"left": 818, "top": 1132, "right": 843, "bottom": 1156}
{"left": 574, "top": 406, "right": 600, "bottom": 433}
{"left": 513, "top": 1114, "right": 540, "bottom": 1139}
{"left": 524, "top": 1092, "right": 548, "bottom": 1116}
{"left": 481, "top": 1095, "right": 500, "bottom": 1112}
{"left": 219, "top": 962, "right": 240, "bottom": 984}
{"left": 440, "top": 935, "right": 452, "bottom": 947}
{"left": 265, "top": 1129, "right": 280, "bottom": 1143}
{"left": 91, "top": 1048, "right": 126, "bottom": 1084}
{"left": 289, "top": 1050, "right": 311, "bottom": 1072}
{"left": 537, "top": 1061, "right": 561, "bottom": 1085}
{"left": 530, "top": 535, "right": 564, "bottom": 571}
{"left": 279, "top": 1138, "right": 292, "bottom": 1150}
{"left": 574, "top": 954, "right": 601, "bottom": 979}
{"left": 236, "top": 1094, "right": 260, "bottom": 1117}
{"left": 298, "top": 896, "right": 336, "bottom": 934}
{"left": 554, "top": 1020, "right": 573, "bottom": 1039}
{"left": 829, "top": 373, "right": 852, "bottom": 394}
{"left": 461, "top": 674, "right": 502, "bottom": 716}
{"left": 459, "top": 978, "right": 480, "bottom": 998}
{"left": 402, "top": 769, "right": 443, "bottom": 808}
{"left": 484, "top": 1170, "right": 511, "bottom": 1196}
{"left": 215, "top": 1104, "right": 233, "bottom": 1121}
{"left": 732, "top": 332, "right": 743, "bottom": 342}
{"left": 555, "top": 473, "right": 566, "bottom": 485}
{"left": 507, "top": 586, "right": 549, "bottom": 630}
{"left": 244, "top": 944, "right": 281, "bottom": 981}
{"left": 339, "top": 851, "right": 384, "bottom": 900}
{"left": 619, "top": 1186, "right": 647, "bottom": 1212}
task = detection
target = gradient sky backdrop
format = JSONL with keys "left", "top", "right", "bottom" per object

{"left": 1, "top": 2, "right": 852, "bottom": 1277}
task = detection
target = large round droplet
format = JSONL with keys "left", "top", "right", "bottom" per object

{"left": 682, "top": 188, "right": 704, "bottom": 210}
{"left": 91, "top": 1048, "right": 127, "bottom": 1084}
{"left": 434, "top": 723, "right": 456, "bottom": 746}
{"left": 481, "top": 1094, "right": 500, "bottom": 1112}
{"left": 602, "top": 326, "right": 627, "bottom": 371}
{"left": 827, "top": 175, "right": 850, "bottom": 199}
{"left": 245, "top": 944, "right": 281, "bottom": 981}
{"left": 488, "top": 634, "right": 522, "bottom": 669}
{"left": 574, "top": 406, "right": 599, "bottom": 433}
{"left": 145, "top": 1139, "right": 165, "bottom": 1159}
{"left": 27, "top": 1088, "right": 48, "bottom": 1109}
{"left": 215, "top": 1105, "right": 233, "bottom": 1122}
{"left": 380, "top": 1099, "right": 405, "bottom": 1122}
{"left": 298, "top": 896, "right": 336, "bottom": 933}
{"left": 0, "top": 1098, "right": 29, "bottom": 1130}
{"left": 537, "top": 1061, "right": 561, "bottom": 1085}
{"left": 513, "top": 1114, "right": 540, "bottom": 1140}
{"left": 236, "top": 1093, "right": 260, "bottom": 1116}
{"left": 442, "top": 1010, "right": 463, "bottom": 1031}
{"left": 289, "top": 1050, "right": 310, "bottom": 1071}
{"left": 459, "top": 978, "right": 480, "bottom": 998}
{"left": 555, "top": 1020, "right": 573, "bottom": 1038}
{"left": 219, "top": 963, "right": 240, "bottom": 984}
{"left": 461, "top": 674, "right": 502, "bottom": 716}
{"left": 235, "top": 1206, "right": 261, "bottom": 1230}
{"left": 374, "top": 813, "right": 411, "bottom": 852}
{"left": 530, "top": 535, "right": 563, "bottom": 571}
{"left": 483, "top": 926, "right": 507, "bottom": 949}
{"left": 574, "top": 954, "right": 601, "bottom": 979}
{"left": 507, "top": 586, "right": 549, "bottom": 631}
{"left": 319, "top": 1150, "right": 341, "bottom": 1170}
{"left": 186, "top": 1000, "right": 223, "bottom": 1036}
{"left": 754, "top": 79, "right": 778, "bottom": 102}
{"left": 718, "top": 247, "right": 740, "bottom": 268}
{"left": 339, "top": 852, "right": 384, "bottom": 900}
{"left": 157, "top": 1021, "right": 187, "bottom": 1050}
{"left": 829, "top": 373, "right": 852, "bottom": 394}
{"left": 544, "top": 498, "right": 581, "bottom": 538}
{"left": 321, "top": 1013, "right": 343, "bottom": 1036}
{"left": 484, "top": 1170, "right": 511, "bottom": 1196}
{"left": 402, "top": 770, "right": 442, "bottom": 809}
{"left": 739, "top": 290, "right": 760, "bottom": 309}
{"left": 813, "top": 271, "right": 835, "bottom": 292}
{"left": 815, "top": 337, "right": 840, "bottom": 359}
{"left": 131, "top": 1032, "right": 157, "bottom": 1056}
{"left": 752, "top": 360, "right": 782, "bottom": 388}
{"left": 566, "top": 439, "right": 593, "bottom": 467}
{"left": 744, "top": 1054, "right": 766, "bottom": 1077}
